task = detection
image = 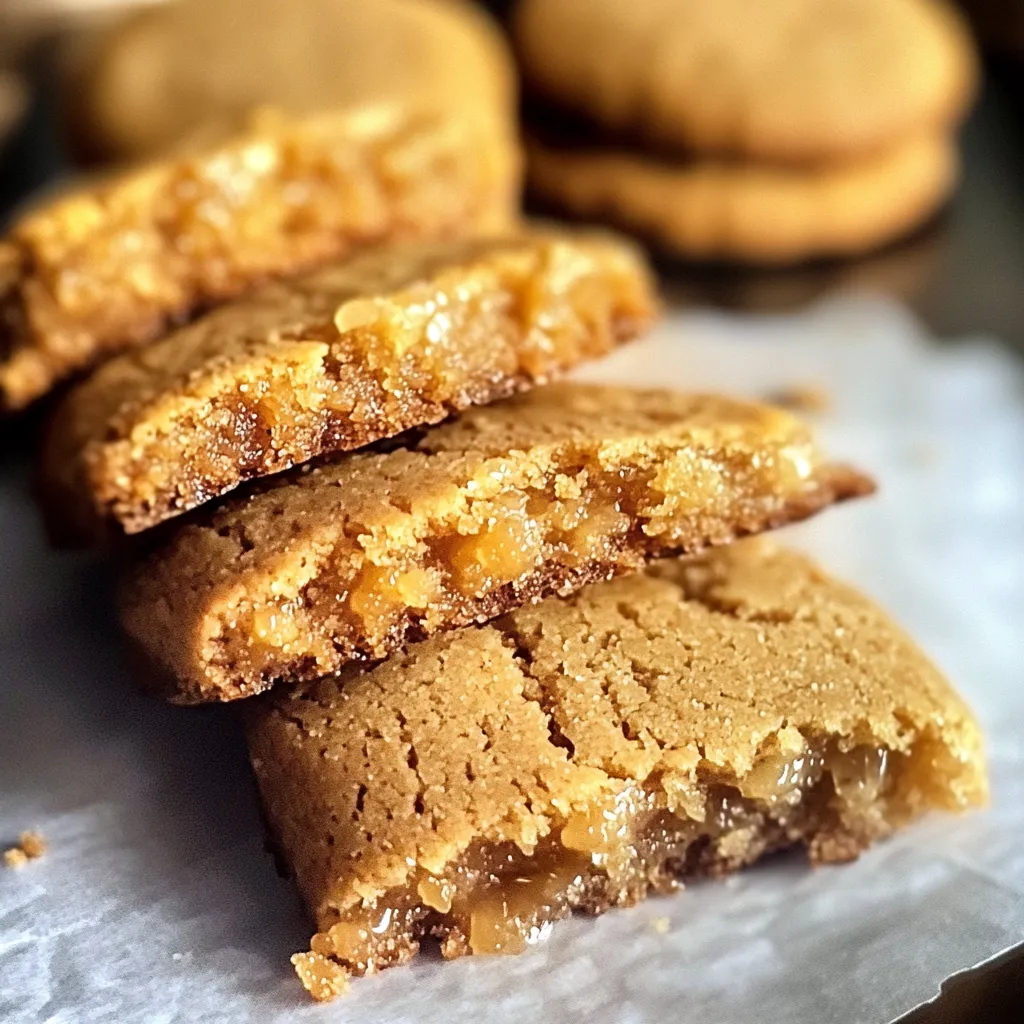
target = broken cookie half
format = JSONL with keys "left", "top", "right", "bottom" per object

{"left": 0, "top": 105, "right": 520, "bottom": 414}
{"left": 119, "top": 384, "right": 874, "bottom": 703}
{"left": 40, "top": 231, "right": 657, "bottom": 543}
{"left": 243, "top": 541, "right": 986, "bottom": 1001}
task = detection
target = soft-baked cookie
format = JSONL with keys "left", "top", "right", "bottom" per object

{"left": 40, "top": 232, "right": 656, "bottom": 542}
{"left": 244, "top": 541, "right": 987, "bottom": 1001}
{"left": 528, "top": 133, "right": 957, "bottom": 263}
{"left": 119, "top": 384, "right": 874, "bottom": 704}
{"left": 514, "top": 0, "right": 976, "bottom": 163}
{"left": 66, "top": 0, "right": 515, "bottom": 164}
{"left": 0, "top": 106, "right": 520, "bottom": 412}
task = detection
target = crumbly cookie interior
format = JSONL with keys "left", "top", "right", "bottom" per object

{"left": 292, "top": 735, "right": 942, "bottom": 999}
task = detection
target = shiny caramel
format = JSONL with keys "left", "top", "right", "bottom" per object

{"left": 0, "top": 106, "right": 519, "bottom": 412}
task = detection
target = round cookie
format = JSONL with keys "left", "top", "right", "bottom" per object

{"left": 67, "top": 0, "right": 516, "bottom": 163}
{"left": 515, "top": 0, "right": 976, "bottom": 163}
{"left": 527, "top": 133, "right": 957, "bottom": 264}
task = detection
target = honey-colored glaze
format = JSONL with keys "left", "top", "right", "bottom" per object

{"left": 288, "top": 741, "right": 936, "bottom": 999}
{"left": 0, "top": 106, "right": 519, "bottom": 412}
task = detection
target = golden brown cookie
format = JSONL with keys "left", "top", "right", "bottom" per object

{"left": 39, "top": 231, "right": 656, "bottom": 543}
{"left": 0, "top": 106, "right": 520, "bottom": 413}
{"left": 119, "top": 384, "right": 874, "bottom": 705}
{"left": 66, "top": 0, "right": 515, "bottom": 164}
{"left": 527, "top": 133, "right": 956, "bottom": 264}
{"left": 245, "top": 541, "right": 986, "bottom": 1001}
{"left": 515, "top": 0, "right": 976, "bottom": 163}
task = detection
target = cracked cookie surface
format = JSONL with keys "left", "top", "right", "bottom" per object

{"left": 245, "top": 541, "right": 986, "bottom": 1001}
{"left": 40, "top": 232, "right": 656, "bottom": 542}
{"left": 119, "top": 384, "right": 874, "bottom": 704}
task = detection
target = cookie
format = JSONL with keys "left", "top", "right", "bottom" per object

{"left": 0, "top": 106, "right": 520, "bottom": 413}
{"left": 66, "top": 0, "right": 515, "bottom": 164}
{"left": 527, "top": 133, "right": 956, "bottom": 263}
{"left": 119, "top": 384, "right": 874, "bottom": 704}
{"left": 514, "top": 0, "right": 976, "bottom": 163}
{"left": 244, "top": 541, "right": 986, "bottom": 1001}
{"left": 39, "top": 231, "right": 656, "bottom": 543}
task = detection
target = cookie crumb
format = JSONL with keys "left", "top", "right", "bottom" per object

{"left": 650, "top": 917, "right": 671, "bottom": 935}
{"left": 3, "top": 831, "right": 46, "bottom": 868}
{"left": 768, "top": 384, "right": 831, "bottom": 413}
{"left": 292, "top": 951, "right": 350, "bottom": 1002}
{"left": 3, "top": 849, "right": 28, "bottom": 869}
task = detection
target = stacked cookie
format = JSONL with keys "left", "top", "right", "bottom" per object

{"left": 0, "top": 0, "right": 521, "bottom": 413}
{"left": 515, "top": 0, "right": 978, "bottom": 264}
{"left": 2, "top": 1, "right": 987, "bottom": 1006}
{"left": 13, "top": 228, "right": 986, "bottom": 1001}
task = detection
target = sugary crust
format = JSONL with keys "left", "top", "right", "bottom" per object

{"left": 527, "top": 133, "right": 958, "bottom": 264}
{"left": 0, "top": 107, "right": 520, "bottom": 412}
{"left": 119, "top": 384, "right": 875, "bottom": 704}
{"left": 514, "top": 0, "right": 977, "bottom": 163}
{"left": 38, "top": 232, "right": 657, "bottom": 542}
{"left": 245, "top": 541, "right": 986, "bottom": 970}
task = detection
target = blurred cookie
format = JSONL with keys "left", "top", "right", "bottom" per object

{"left": 515, "top": 0, "right": 976, "bottom": 163}
{"left": 528, "top": 133, "right": 956, "bottom": 264}
{"left": 66, "top": 0, "right": 515, "bottom": 163}
{"left": 0, "top": 106, "right": 519, "bottom": 412}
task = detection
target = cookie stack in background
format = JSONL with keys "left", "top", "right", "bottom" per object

{"left": 515, "top": 0, "right": 978, "bottom": 265}
{"left": 0, "top": 0, "right": 988, "bottom": 1006}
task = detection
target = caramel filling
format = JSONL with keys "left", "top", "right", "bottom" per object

{"left": 221, "top": 447, "right": 810, "bottom": 690}
{"left": 301, "top": 740, "right": 895, "bottom": 986}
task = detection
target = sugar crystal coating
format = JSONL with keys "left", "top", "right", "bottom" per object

{"left": 0, "top": 107, "right": 519, "bottom": 412}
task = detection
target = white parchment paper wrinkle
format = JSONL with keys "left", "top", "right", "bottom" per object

{"left": 2, "top": 296, "right": 1022, "bottom": 1023}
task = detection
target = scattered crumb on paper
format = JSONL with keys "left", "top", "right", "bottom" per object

{"left": 650, "top": 917, "right": 671, "bottom": 935}
{"left": 3, "top": 830, "right": 47, "bottom": 869}
{"left": 292, "top": 950, "right": 350, "bottom": 1002}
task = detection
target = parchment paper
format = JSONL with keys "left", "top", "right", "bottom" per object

{"left": 2, "top": 295, "right": 1022, "bottom": 1023}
